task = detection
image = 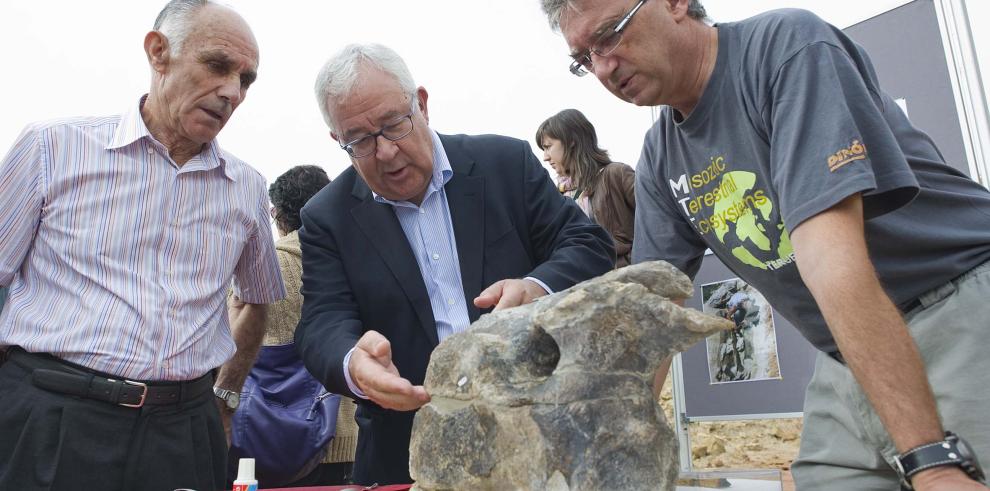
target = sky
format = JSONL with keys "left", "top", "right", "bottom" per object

{"left": 0, "top": 0, "right": 987, "bottom": 186}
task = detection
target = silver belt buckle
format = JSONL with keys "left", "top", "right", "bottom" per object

{"left": 114, "top": 379, "right": 148, "bottom": 408}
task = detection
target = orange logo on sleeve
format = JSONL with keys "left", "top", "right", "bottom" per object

{"left": 827, "top": 139, "right": 867, "bottom": 172}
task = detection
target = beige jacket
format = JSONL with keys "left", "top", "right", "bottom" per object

{"left": 265, "top": 231, "right": 358, "bottom": 464}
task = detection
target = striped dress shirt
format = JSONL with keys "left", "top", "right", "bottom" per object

{"left": 0, "top": 98, "right": 285, "bottom": 381}
{"left": 386, "top": 131, "right": 471, "bottom": 344}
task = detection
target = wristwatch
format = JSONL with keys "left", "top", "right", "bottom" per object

{"left": 894, "top": 431, "right": 986, "bottom": 490}
{"left": 213, "top": 386, "right": 240, "bottom": 411}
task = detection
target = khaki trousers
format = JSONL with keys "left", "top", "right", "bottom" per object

{"left": 791, "top": 261, "right": 990, "bottom": 490}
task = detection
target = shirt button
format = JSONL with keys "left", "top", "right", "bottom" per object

{"left": 147, "top": 147, "right": 154, "bottom": 154}
{"left": 419, "top": 209, "right": 426, "bottom": 214}
{"left": 447, "top": 299, "right": 455, "bottom": 305}
{"left": 432, "top": 253, "right": 440, "bottom": 260}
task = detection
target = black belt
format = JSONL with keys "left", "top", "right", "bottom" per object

{"left": 828, "top": 350, "right": 846, "bottom": 365}
{"left": 900, "top": 297, "right": 923, "bottom": 314}
{"left": 9, "top": 348, "right": 214, "bottom": 408}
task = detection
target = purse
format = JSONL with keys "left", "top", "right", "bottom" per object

{"left": 228, "top": 343, "right": 340, "bottom": 487}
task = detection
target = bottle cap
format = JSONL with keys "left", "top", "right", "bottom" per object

{"left": 236, "top": 458, "right": 256, "bottom": 481}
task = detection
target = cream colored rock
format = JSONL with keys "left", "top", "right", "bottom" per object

{"left": 409, "top": 261, "right": 733, "bottom": 491}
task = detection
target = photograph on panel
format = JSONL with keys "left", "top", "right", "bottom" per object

{"left": 702, "top": 278, "right": 781, "bottom": 384}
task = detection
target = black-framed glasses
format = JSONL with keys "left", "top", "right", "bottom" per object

{"left": 339, "top": 106, "right": 416, "bottom": 158}
{"left": 569, "top": 0, "right": 648, "bottom": 77}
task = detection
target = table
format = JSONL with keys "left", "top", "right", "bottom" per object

{"left": 264, "top": 486, "right": 411, "bottom": 491}
{"left": 263, "top": 470, "right": 782, "bottom": 491}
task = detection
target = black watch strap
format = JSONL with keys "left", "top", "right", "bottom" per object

{"left": 895, "top": 432, "right": 986, "bottom": 490}
{"left": 898, "top": 440, "right": 963, "bottom": 478}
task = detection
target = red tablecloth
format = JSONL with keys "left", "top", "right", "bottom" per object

{"left": 264, "top": 485, "right": 412, "bottom": 491}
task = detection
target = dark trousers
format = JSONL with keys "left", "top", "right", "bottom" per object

{"left": 0, "top": 356, "right": 227, "bottom": 491}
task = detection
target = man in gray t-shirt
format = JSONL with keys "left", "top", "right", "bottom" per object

{"left": 542, "top": 1, "right": 990, "bottom": 490}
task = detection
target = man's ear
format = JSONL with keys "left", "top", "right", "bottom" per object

{"left": 329, "top": 130, "right": 339, "bottom": 143}
{"left": 144, "top": 31, "right": 170, "bottom": 73}
{"left": 416, "top": 86, "right": 430, "bottom": 125}
{"left": 666, "top": 0, "right": 690, "bottom": 21}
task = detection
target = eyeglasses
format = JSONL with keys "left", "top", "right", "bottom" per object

{"left": 569, "top": 0, "right": 648, "bottom": 77}
{"left": 339, "top": 108, "right": 416, "bottom": 159}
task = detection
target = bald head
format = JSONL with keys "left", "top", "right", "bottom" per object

{"left": 142, "top": 0, "right": 259, "bottom": 163}
{"left": 154, "top": 0, "right": 257, "bottom": 58}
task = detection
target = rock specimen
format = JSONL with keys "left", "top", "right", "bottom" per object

{"left": 409, "top": 261, "right": 733, "bottom": 490}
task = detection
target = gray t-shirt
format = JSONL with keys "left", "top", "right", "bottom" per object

{"left": 633, "top": 9, "right": 990, "bottom": 353}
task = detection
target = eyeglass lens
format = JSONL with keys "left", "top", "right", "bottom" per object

{"left": 567, "top": 0, "right": 646, "bottom": 76}
{"left": 346, "top": 115, "right": 414, "bottom": 158}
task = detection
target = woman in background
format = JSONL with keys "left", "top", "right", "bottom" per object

{"left": 263, "top": 165, "right": 358, "bottom": 484}
{"left": 536, "top": 109, "right": 636, "bottom": 267}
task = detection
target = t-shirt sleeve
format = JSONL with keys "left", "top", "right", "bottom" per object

{"left": 632, "top": 129, "right": 708, "bottom": 279}
{"left": 762, "top": 40, "right": 919, "bottom": 232}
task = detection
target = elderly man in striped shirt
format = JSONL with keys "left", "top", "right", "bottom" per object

{"left": 0, "top": 1, "right": 284, "bottom": 490}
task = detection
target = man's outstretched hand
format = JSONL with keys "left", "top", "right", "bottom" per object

{"left": 348, "top": 330, "right": 431, "bottom": 411}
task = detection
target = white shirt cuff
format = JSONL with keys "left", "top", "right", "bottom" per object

{"left": 524, "top": 276, "right": 553, "bottom": 294}
{"left": 343, "top": 347, "right": 369, "bottom": 400}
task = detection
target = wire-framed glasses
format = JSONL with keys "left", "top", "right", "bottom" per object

{"left": 569, "top": 0, "right": 649, "bottom": 77}
{"left": 339, "top": 108, "right": 416, "bottom": 159}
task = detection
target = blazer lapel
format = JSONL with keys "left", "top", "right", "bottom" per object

{"left": 350, "top": 180, "right": 439, "bottom": 347}
{"left": 441, "top": 135, "right": 485, "bottom": 322}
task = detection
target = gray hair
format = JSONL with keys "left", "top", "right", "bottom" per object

{"left": 153, "top": 0, "right": 210, "bottom": 55}
{"left": 542, "top": 0, "right": 708, "bottom": 31}
{"left": 313, "top": 43, "right": 418, "bottom": 130}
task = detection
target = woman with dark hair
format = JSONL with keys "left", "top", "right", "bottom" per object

{"left": 536, "top": 109, "right": 636, "bottom": 267}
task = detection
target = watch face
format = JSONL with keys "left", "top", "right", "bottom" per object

{"left": 955, "top": 435, "right": 971, "bottom": 458}
{"left": 950, "top": 433, "right": 986, "bottom": 482}
{"left": 226, "top": 392, "right": 240, "bottom": 409}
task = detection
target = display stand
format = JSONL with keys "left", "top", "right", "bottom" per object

{"left": 671, "top": 254, "right": 818, "bottom": 472}
{"left": 677, "top": 469, "right": 782, "bottom": 490}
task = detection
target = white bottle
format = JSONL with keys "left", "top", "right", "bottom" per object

{"left": 232, "top": 458, "right": 259, "bottom": 491}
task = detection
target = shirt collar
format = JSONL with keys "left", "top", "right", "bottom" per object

{"left": 107, "top": 95, "right": 235, "bottom": 181}
{"left": 372, "top": 128, "right": 453, "bottom": 206}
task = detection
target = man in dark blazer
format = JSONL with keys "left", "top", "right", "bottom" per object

{"left": 296, "top": 43, "right": 615, "bottom": 485}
